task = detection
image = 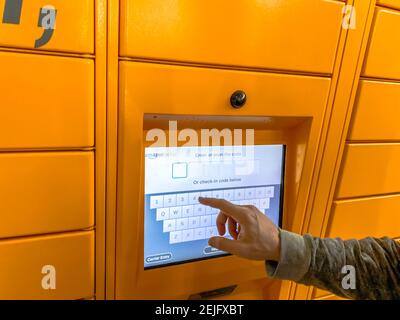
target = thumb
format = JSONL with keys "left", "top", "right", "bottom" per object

{"left": 208, "top": 236, "right": 246, "bottom": 257}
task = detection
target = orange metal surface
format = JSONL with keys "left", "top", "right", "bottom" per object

{"left": 348, "top": 80, "right": 400, "bottom": 141}
{"left": 376, "top": 0, "right": 400, "bottom": 10}
{"left": 0, "top": 0, "right": 94, "bottom": 53}
{"left": 115, "top": 61, "right": 330, "bottom": 299}
{"left": 0, "top": 52, "right": 94, "bottom": 149}
{"left": 0, "top": 152, "right": 94, "bottom": 238}
{"left": 0, "top": 231, "right": 94, "bottom": 300}
{"left": 329, "top": 194, "right": 400, "bottom": 239}
{"left": 336, "top": 143, "right": 400, "bottom": 198}
{"left": 120, "top": 0, "right": 344, "bottom": 74}
{"left": 363, "top": 8, "right": 400, "bottom": 80}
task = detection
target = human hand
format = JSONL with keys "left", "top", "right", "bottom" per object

{"left": 199, "top": 197, "right": 281, "bottom": 261}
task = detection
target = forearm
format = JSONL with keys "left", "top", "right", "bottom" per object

{"left": 266, "top": 230, "right": 400, "bottom": 300}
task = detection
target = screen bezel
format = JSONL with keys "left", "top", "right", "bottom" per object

{"left": 144, "top": 144, "right": 286, "bottom": 270}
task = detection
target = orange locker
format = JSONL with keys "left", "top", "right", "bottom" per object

{"left": 0, "top": 152, "right": 94, "bottom": 238}
{"left": 304, "top": 0, "right": 400, "bottom": 302}
{"left": 336, "top": 144, "right": 400, "bottom": 199}
{"left": 0, "top": 0, "right": 94, "bottom": 53}
{"left": 1, "top": 0, "right": 396, "bottom": 301}
{"left": 0, "top": 52, "right": 94, "bottom": 149}
{"left": 329, "top": 195, "right": 400, "bottom": 239}
{"left": 115, "top": 60, "right": 331, "bottom": 299}
{"left": 0, "top": 0, "right": 105, "bottom": 301}
{"left": 363, "top": 8, "right": 400, "bottom": 80}
{"left": 120, "top": 0, "right": 344, "bottom": 74}
{"left": 348, "top": 80, "right": 400, "bottom": 141}
{"left": 0, "top": 231, "right": 94, "bottom": 300}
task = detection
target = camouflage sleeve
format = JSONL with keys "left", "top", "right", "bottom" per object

{"left": 266, "top": 230, "right": 400, "bottom": 300}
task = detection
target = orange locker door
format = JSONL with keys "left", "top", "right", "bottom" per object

{"left": 363, "top": 8, "right": 400, "bottom": 80}
{"left": 120, "top": 0, "right": 344, "bottom": 74}
{"left": 0, "top": 152, "right": 94, "bottom": 238}
{"left": 0, "top": 231, "right": 94, "bottom": 300}
{"left": 336, "top": 144, "right": 400, "bottom": 199}
{"left": 0, "top": 52, "right": 94, "bottom": 149}
{"left": 348, "top": 80, "right": 400, "bottom": 141}
{"left": 0, "top": 0, "right": 94, "bottom": 53}
{"left": 329, "top": 195, "right": 400, "bottom": 239}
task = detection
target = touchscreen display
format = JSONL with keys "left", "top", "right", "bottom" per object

{"left": 144, "top": 145, "right": 285, "bottom": 269}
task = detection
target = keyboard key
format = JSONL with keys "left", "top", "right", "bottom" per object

{"left": 245, "top": 188, "right": 255, "bottom": 200}
{"left": 250, "top": 199, "right": 260, "bottom": 208}
{"left": 240, "top": 200, "right": 250, "bottom": 206}
{"left": 188, "top": 216, "right": 200, "bottom": 228}
{"left": 259, "top": 198, "right": 270, "bottom": 209}
{"left": 156, "top": 208, "right": 170, "bottom": 221}
{"left": 206, "top": 226, "right": 218, "bottom": 238}
{"left": 200, "top": 215, "right": 212, "bottom": 227}
{"left": 193, "top": 204, "right": 206, "bottom": 216}
{"left": 201, "top": 191, "right": 212, "bottom": 198}
{"left": 170, "top": 231, "right": 182, "bottom": 244}
{"left": 164, "top": 194, "right": 177, "bottom": 207}
{"left": 193, "top": 227, "right": 206, "bottom": 240}
{"left": 176, "top": 193, "right": 189, "bottom": 206}
{"left": 212, "top": 189, "right": 224, "bottom": 199}
{"left": 255, "top": 187, "right": 266, "bottom": 199}
{"left": 234, "top": 189, "right": 244, "bottom": 200}
{"left": 188, "top": 192, "right": 201, "bottom": 205}
{"left": 150, "top": 195, "right": 164, "bottom": 209}
{"left": 265, "top": 186, "right": 274, "bottom": 198}
{"left": 170, "top": 206, "right": 182, "bottom": 219}
{"left": 176, "top": 218, "right": 189, "bottom": 231}
{"left": 182, "top": 229, "right": 194, "bottom": 242}
{"left": 181, "top": 205, "right": 194, "bottom": 218}
{"left": 163, "top": 219, "right": 176, "bottom": 232}
{"left": 223, "top": 189, "right": 234, "bottom": 201}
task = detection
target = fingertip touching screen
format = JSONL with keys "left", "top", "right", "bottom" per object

{"left": 144, "top": 145, "right": 285, "bottom": 269}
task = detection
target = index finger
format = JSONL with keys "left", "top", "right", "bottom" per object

{"left": 198, "top": 197, "right": 247, "bottom": 223}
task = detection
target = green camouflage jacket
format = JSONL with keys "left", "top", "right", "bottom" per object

{"left": 266, "top": 230, "right": 400, "bottom": 300}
